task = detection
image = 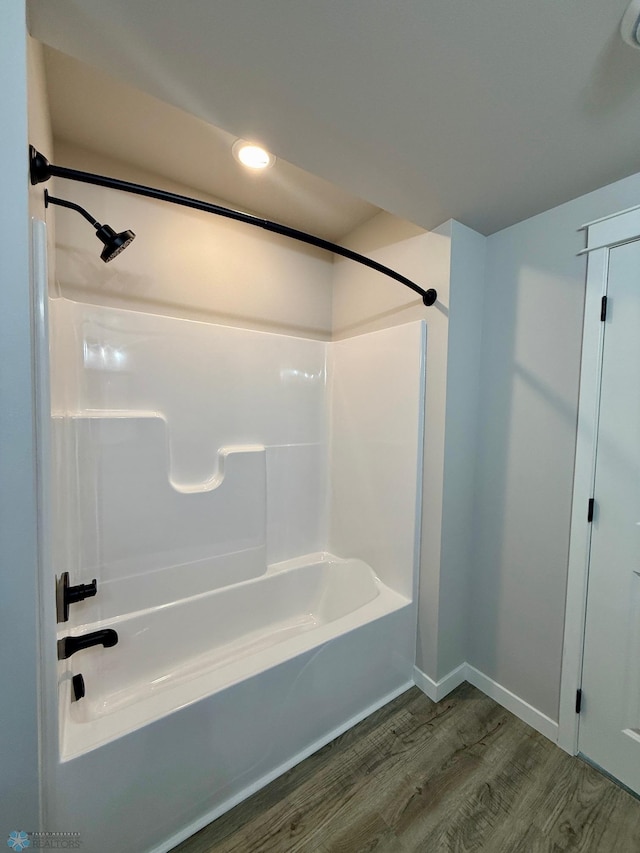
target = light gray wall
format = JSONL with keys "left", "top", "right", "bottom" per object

{"left": 437, "top": 222, "right": 486, "bottom": 678}
{"left": 0, "top": 6, "right": 42, "bottom": 832}
{"left": 416, "top": 222, "right": 487, "bottom": 681}
{"left": 470, "top": 170, "right": 640, "bottom": 722}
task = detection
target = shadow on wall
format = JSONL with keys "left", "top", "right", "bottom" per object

{"left": 55, "top": 244, "right": 152, "bottom": 296}
{"left": 469, "top": 251, "right": 587, "bottom": 720}
{"left": 333, "top": 296, "right": 424, "bottom": 337}
{"left": 334, "top": 295, "right": 449, "bottom": 338}
{"left": 54, "top": 244, "right": 333, "bottom": 339}
{"left": 332, "top": 215, "right": 449, "bottom": 340}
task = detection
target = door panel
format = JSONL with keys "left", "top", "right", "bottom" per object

{"left": 579, "top": 239, "right": 640, "bottom": 793}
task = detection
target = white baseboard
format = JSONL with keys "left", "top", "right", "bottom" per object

{"left": 413, "top": 663, "right": 559, "bottom": 744}
{"left": 465, "top": 665, "right": 559, "bottom": 743}
{"left": 413, "top": 663, "right": 467, "bottom": 702}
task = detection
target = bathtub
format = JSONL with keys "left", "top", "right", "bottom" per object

{"left": 59, "top": 552, "right": 410, "bottom": 760}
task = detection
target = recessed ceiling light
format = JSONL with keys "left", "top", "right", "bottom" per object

{"left": 232, "top": 140, "right": 276, "bottom": 170}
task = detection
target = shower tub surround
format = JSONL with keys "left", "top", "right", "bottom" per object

{"left": 41, "top": 282, "right": 425, "bottom": 850}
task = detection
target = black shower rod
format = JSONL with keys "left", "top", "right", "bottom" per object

{"left": 29, "top": 146, "right": 437, "bottom": 307}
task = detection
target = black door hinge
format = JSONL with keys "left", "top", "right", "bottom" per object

{"left": 587, "top": 498, "right": 595, "bottom": 523}
{"left": 575, "top": 689, "right": 582, "bottom": 714}
{"left": 601, "top": 296, "right": 608, "bottom": 322}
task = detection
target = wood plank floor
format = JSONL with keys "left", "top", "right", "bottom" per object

{"left": 171, "top": 683, "right": 640, "bottom": 852}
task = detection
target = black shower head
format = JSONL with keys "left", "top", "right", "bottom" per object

{"left": 95, "top": 224, "right": 136, "bottom": 263}
{"left": 44, "top": 190, "right": 136, "bottom": 263}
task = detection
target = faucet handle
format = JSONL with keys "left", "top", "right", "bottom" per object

{"left": 72, "top": 673, "right": 85, "bottom": 701}
{"left": 56, "top": 572, "right": 98, "bottom": 623}
{"left": 58, "top": 629, "right": 118, "bottom": 660}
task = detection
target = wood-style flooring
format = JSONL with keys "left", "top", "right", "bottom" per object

{"left": 172, "top": 683, "right": 640, "bottom": 852}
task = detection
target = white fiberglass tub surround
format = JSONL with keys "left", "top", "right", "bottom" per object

{"left": 41, "top": 271, "right": 426, "bottom": 852}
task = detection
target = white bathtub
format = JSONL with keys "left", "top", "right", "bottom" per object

{"left": 59, "top": 552, "right": 410, "bottom": 760}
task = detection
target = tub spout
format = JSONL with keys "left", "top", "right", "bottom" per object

{"left": 58, "top": 629, "right": 119, "bottom": 660}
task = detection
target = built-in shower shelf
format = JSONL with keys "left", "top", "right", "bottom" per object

{"left": 62, "top": 414, "right": 267, "bottom": 598}
{"left": 63, "top": 410, "right": 265, "bottom": 493}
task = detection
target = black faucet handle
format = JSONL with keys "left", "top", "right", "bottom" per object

{"left": 58, "top": 629, "right": 118, "bottom": 660}
{"left": 72, "top": 673, "right": 85, "bottom": 701}
{"left": 56, "top": 572, "right": 98, "bottom": 623}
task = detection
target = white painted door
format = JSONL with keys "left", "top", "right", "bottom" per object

{"left": 579, "top": 238, "right": 640, "bottom": 794}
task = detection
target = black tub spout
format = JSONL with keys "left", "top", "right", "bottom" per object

{"left": 58, "top": 629, "right": 119, "bottom": 660}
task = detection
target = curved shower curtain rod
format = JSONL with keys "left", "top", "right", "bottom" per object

{"left": 29, "top": 146, "right": 438, "bottom": 307}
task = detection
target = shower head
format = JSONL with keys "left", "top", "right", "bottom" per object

{"left": 44, "top": 190, "right": 136, "bottom": 263}
{"left": 95, "top": 224, "right": 136, "bottom": 263}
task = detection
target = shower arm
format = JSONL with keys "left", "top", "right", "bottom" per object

{"left": 42, "top": 190, "right": 100, "bottom": 228}
{"left": 29, "top": 146, "right": 438, "bottom": 307}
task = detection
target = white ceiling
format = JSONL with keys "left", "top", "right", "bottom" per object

{"left": 28, "top": 0, "right": 640, "bottom": 236}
